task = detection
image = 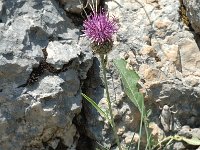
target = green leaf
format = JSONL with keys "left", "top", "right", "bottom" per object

{"left": 113, "top": 59, "right": 145, "bottom": 115}
{"left": 182, "top": 137, "right": 200, "bottom": 146}
{"left": 81, "top": 93, "right": 111, "bottom": 125}
{"left": 173, "top": 135, "right": 200, "bottom": 146}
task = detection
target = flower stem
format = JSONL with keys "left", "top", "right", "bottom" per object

{"left": 137, "top": 111, "right": 143, "bottom": 150}
{"left": 100, "top": 54, "right": 122, "bottom": 150}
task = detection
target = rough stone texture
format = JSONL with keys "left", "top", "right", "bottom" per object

{"left": 0, "top": 0, "right": 93, "bottom": 149}
{"left": 1, "top": 0, "right": 200, "bottom": 149}
{"left": 183, "top": 0, "right": 200, "bottom": 33}
{"left": 46, "top": 41, "right": 81, "bottom": 69}
{"left": 60, "top": 0, "right": 100, "bottom": 14}
{"left": 60, "top": 0, "right": 83, "bottom": 14}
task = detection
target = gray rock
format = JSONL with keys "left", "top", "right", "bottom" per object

{"left": 172, "top": 142, "right": 186, "bottom": 150}
{"left": 60, "top": 0, "right": 100, "bottom": 14}
{"left": 0, "top": 1, "right": 4, "bottom": 19}
{"left": 184, "top": 0, "right": 200, "bottom": 33}
{"left": 0, "top": 0, "right": 93, "bottom": 149}
{"left": 2, "top": 0, "right": 200, "bottom": 149}
{"left": 63, "top": 0, "right": 83, "bottom": 14}
{"left": 46, "top": 41, "right": 81, "bottom": 69}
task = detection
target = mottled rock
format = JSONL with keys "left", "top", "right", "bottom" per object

{"left": 173, "top": 142, "right": 186, "bottom": 150}
{"left": 154, "top": 19, "right": 172, "bottom": 29}
{"left": 179, "top": 39, "right": 200, "bottom": 76}
{"left": 2, "top": 0, "right": 200, "bottom": 149}
{"left": 62, "top": 0, "right": 83, "bottom": 14}
{"left": 0, "top": 0, "right": 93, "bottom": 149}
{"left": 60, "top": 0, "right": 100, "bottom": 14}
{"left": 183, "top": 0, "right": 200, "bottom": 33}
{"left": 122, "top": 131, "right": 134, "bottom": 144}
{"left": 0, "top": 1, "right": 4, "bottom": 18}
{"left": 149, "top": 122, "right": 165, "bottom": 141}
{"left": 46, "top": 41, "right": 81, "bottom": 69}
{"left": 140, "top": 45, "right": 156, "bottom": 57}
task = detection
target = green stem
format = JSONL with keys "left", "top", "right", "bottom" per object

{"left": 100, "top": 54, "right": 122, "bottom": 150}
{"left": 137, "top": 110, "right": 143, "bottom": 150}
{"left": 152, "top": 136, "right": 173, "bottom": 149}
{"left": 144, "top": 120, "right": 151, "bottom": 150}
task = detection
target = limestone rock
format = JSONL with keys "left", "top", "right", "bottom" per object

{"left": 0, "top": 0, "right": 93, "bottom": 149}
{"left": 61, "top": 0, "right": 83, "bottom": 14}
{"left": 60, "top": 0, "right": 100, "bottom": 14}
{"left": 179, "top": 39, "right": 200, "bottom": 76}
{"left": 183, "top": 0, "right": 200, "bottom": 33}
{"left": 46, "top": 41, "right": 81, "bottom": 69}
{"left": 2, "top": 0, "right": 200, "bottom": 149}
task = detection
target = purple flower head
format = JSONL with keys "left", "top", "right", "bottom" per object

{"left": 83, "top": 9, "right": 118, "bottom": 44}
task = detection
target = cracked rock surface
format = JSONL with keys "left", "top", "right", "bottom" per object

{"left": 0, "top": 0, "right": 92, "bottom": 149}
{"left": 1, "top": 0, "right": 200, "bottom": 150}
{"left": 183, "top": 0, "right": 200, "bottom": 33}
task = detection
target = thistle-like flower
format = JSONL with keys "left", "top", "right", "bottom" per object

{"left": 83, "top": 9, "right": 118, "bottom": 54}
{"left": 82, "top": 8, "right": 122, "bottom": 150}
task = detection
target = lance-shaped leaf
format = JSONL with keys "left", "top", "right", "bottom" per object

{"left": 81, "top": 93, "right": 112, "bottom": 125}
{"left": 114, "top": 59, "right": 145, "bottom": 115}
{"left": 182, "top": 136, "right": 200, "bottom": 146}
